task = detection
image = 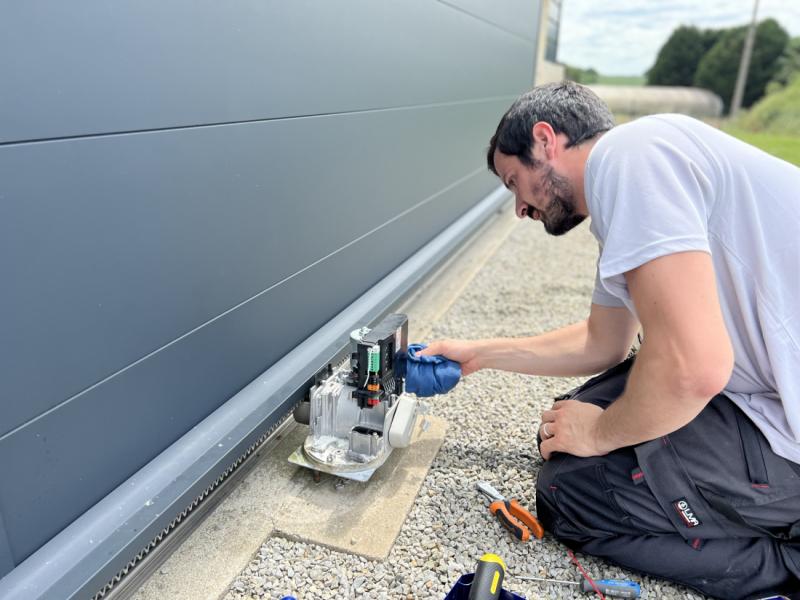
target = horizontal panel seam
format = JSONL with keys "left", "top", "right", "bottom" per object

{"left": 0, "top": 95, "right": 519, "bottom": 148}
{"left": 435, "top": 0, "right": 537, "bottom": 44}
{"left": 0, "top": 166, "right": 489, "bottom": 441}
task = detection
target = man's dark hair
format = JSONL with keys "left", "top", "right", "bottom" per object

{"left": 487, "top": 81, "right": 615, "bottom": 174}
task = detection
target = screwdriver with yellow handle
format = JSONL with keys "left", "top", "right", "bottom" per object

{"left": 476, "top": 481, "right": 545, "bottom": 541}
{"left": 468, "top": 553, "right": 506, "bottom": 600}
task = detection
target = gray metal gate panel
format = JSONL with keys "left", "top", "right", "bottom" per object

{"left": 1, "top": 99, "right": 510, "bottom": 437}
{"left": 0, "top": 0, "right": 540, "bottom": 590}
{"left": 0, "top": 190, "right": 511, "bottom": 600}
{"left": 0, "top": 514, "right": 12, "bottom": 576}
{"left": 0, "top": 169, "right": 498, "bottom": 563}
{"left": 437, "top": 0, "right": 540, "bottom": 41}
{"left": 0, "top": 1, "right": 536, "bottom": 144}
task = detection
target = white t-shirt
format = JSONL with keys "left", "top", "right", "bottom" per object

{"left": 586, "top": 114, "right": 800, "bottom": 464}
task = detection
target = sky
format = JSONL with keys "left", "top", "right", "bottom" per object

{"left": 558, "top": 0, "right": 800, "bottom": 76}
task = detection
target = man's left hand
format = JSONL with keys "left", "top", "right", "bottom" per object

{"left": 538, "top": 400, "right": 609, "bottom": 460}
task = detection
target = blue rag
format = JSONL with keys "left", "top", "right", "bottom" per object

{"left": 400, "top": 343, "right": 462, "bottom": 397}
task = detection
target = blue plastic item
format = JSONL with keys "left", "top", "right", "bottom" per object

{"left": 589, "top": 578, "right": 642, "bottom": 596}
{"left": 401, "top": 343, "right": 462, "bottom": 397}
{"left": 444, "top": 573, "right": 526, "bottom": 600}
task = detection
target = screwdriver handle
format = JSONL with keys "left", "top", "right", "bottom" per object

{"left": 581, "top": 578, "right": 641, "bottom": 598}
{"left": 489, "top": 500, "right": 530, "bottom": 542}
{"left": 469, "top": 554, "right": 506, "bottom": 600}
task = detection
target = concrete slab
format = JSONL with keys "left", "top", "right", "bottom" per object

{"left": 274, "top": 416, "right": 447, "bottom": 561}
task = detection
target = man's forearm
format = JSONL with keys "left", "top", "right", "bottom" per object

{"left": 593, "top": 342, "right": 718, "bottom": 452}
{"left": 475, "top": 319, "right": 626, "bottom": 378}
{"left": 588, "top": 250, "right": 736, "bottom": 453}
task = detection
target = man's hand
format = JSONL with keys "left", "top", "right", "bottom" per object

{"left": 538, "top": 400, "right": 609, "bottom": 460}
{"left": 416, "top": 339, "right": 482, "bottom": 376}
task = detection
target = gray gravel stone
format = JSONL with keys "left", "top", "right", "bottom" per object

{"left": 221, "top": 221, "right": 708, "bottom": 599}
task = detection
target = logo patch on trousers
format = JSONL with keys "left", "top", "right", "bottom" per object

{"left": 673, "top": 498, "right": 701, "bottom": 528}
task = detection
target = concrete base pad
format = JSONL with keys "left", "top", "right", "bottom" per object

{"left": 275, "top": 416, "right": 447, "bottom": 561}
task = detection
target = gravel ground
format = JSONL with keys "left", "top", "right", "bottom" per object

{"left": 223, "top": 219, "right": 710, "bottom": 600}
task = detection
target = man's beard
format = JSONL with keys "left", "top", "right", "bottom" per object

{"left": 529, "top": 165, "right": 586, "bottom": 236}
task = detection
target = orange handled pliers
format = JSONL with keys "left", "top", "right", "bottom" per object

{"left": 476, "top": 481, "right": 545, "bottom": 542}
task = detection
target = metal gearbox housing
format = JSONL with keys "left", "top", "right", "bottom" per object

{"left": 289, "top": 314, "right": 419, "bottom": 481}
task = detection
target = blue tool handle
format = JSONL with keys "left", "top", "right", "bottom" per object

{"left": 580, "top": 579, "right": 641, "bottom": 598}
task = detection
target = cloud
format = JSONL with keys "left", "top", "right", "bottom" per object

{"left": 558, "top": 0, "right": 800, "bottom": 75}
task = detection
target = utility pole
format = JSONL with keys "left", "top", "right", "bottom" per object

{"left": 730, "top": 0, "right": 760, "bottom": 117}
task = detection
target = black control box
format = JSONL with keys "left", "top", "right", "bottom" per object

{"left": 351, "top": 313, "right": 408, "bottom": 405}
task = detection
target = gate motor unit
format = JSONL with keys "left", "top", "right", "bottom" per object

{"left": 288, "top": 313, "right": 419, "bottom": 481}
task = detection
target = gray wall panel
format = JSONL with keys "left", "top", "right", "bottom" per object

{"left": 0, "top": 515, "right": 12, "bottom": 576}
{"left": 0, "top": 0, "right": 538, "bottom": 585}
{"left": 1, "top": 98, "right": 511, "bottom": 436}
{"left": 0, "top": 1, "right": 536, "bottom": 143}
{"left": 0, "top": 169, "right": 497, "bottom": 563}
{"left": 437, "top": 0, "right": 540, "bottom": 41}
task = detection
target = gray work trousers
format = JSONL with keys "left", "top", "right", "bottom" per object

{"left": 535, "top": 357, "right": 800, "bottom": 600}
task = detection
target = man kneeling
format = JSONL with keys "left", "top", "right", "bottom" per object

{"left": 422, "top": 82, "right": 800, "bottom": 599}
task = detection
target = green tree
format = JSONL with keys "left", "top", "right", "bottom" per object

{"left": 769, "top": 36, "right": 800, "bottom": 90}
{"left": 647, "top": 26, "right": 715, "bottom": 86}
{"left": 701, "top": 29, "right": 724, "bottom": 53}
{"left": 694, "top": 18, "right": 789, "bottom": 113}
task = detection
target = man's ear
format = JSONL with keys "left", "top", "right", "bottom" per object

{"left": 531, "top": 122, "right": 557, "bottom": 161}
